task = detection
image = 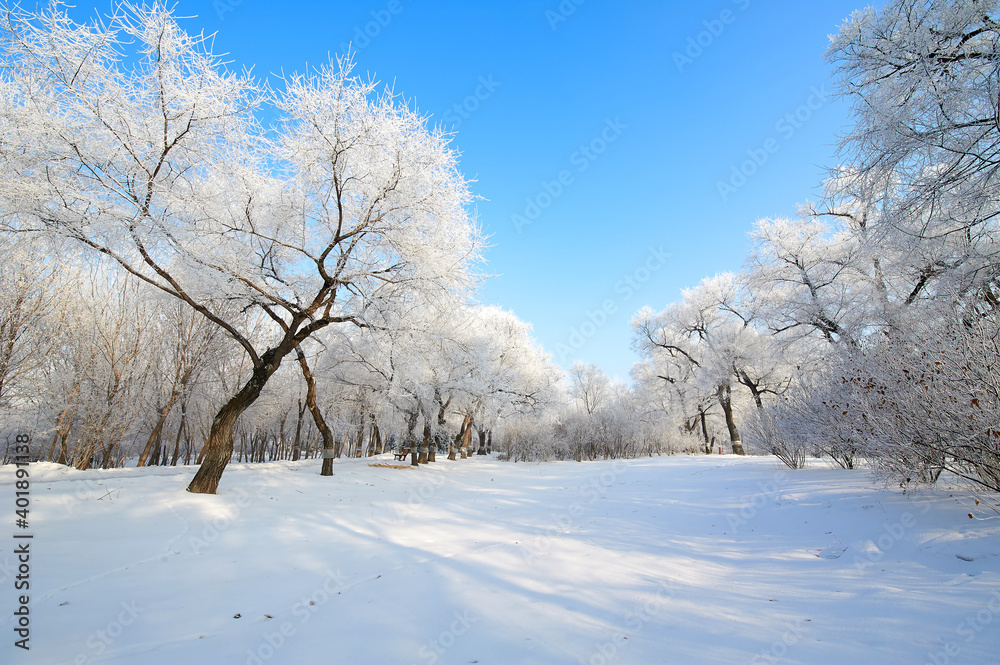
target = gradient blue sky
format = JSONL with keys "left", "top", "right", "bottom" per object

{"left": 67, "top": 0, "right": 878, "bottom": 381}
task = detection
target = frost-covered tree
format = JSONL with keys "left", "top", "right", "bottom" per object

{"left": 0, "top": 234, "right": 68, "bottom": 415}
{"left": 736, "top": 0, "right": 1000, "bottom": 482}
{"left": 569, "top": 362, "right": 610, "bottom": 416}
{"left": 634, "top": 276, "right": 783, "bottom": 455}
{"left": 136, "top": 300, "right": 224, "bottom": 467}
{"left": 827, "top": 0, "right": 1000, "bottom": 272}
{"left": 0, "top": 4, "right": 481, "bottom": 492}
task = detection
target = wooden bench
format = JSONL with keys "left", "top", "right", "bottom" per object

{"left": 393, "top": 448, "right": 411, "bottom": 461}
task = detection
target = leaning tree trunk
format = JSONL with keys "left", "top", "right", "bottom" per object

{"left": 449, "top": 414, "right": 471, "bottom": 460}
{"left": 188, "top": 375, "right": 269, "bottom": 492}
{"left": 293, "top": 346, "right": 337, "bottom": 476}
{"left": 460, "top": 415, "right": 474, "bottom": 459}
{"left": 717, "top": 383, "right": 745, "bottom": 456}
{"left": 188, "top": 343, "right": 293, "bottom": 493}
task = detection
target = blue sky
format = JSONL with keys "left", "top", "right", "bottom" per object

{"left": 71, "top": 0, "right": 876, "bottom": 381}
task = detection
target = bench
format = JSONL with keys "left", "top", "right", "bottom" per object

{"left": 393, "top": 448, "right": 411, "bottom": 461}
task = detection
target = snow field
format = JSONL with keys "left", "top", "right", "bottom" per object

{"left": 1, "top": 455, "right": 998, "bottom": 665}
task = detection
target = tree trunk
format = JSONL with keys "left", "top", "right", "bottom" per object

{"left": 449, "top": 414, "right": 470, "bottom": 460}
{"left": 698, "top": 409, "right": 712, "bottom": 455}
{"left": 419, "top": 417, "right": 431, "bottom": 464}
{"left": 292, "top": 346, "right": 336, "bottom": 476}
{"left": 170, "top": 401, "right": 186, "bottom": 466}
{"left": 147, "top": 427, "right": 163, "bottom": 467}
{"left": 47, "top": 431, "right": 58, "bottom": 463}
{"left": 138, "top": 368, "right": 192, "bottom": 466}
{"left": 76, "top": 439, "right": 95, "bottom": 471}
{"left": 50, "top": 404, "right": 75, "bottom": 466}
{"left": 356, "top": 404, "right": 367, "bottom": 459}
{"left": 292, "top": 399, "right": 305, "bottom": 462}
{"left": 188, "top": 348, "right": 286, "bottom": 493}
{"left": 461, "top": 414, "right": 474, "bottom": 459}
{"left": 476, "top": 426, "right": 487, "bottom": 455}
{"left": 370, "top": 414, "right": 382, "bottom": 455}
{"left": 737, "top": 370, "right": 766, "bottom": 410}
{"left": 184, "top": 427, "right": 193, "bottom": 465}
{"left": 717, "top": 383, "right": 745, "bottom": 455}
{"left": 403, "top": 409, "right": 419, "bottom": 466}
{"left": 58, "top": 428, "right": 71, "bottom": 466}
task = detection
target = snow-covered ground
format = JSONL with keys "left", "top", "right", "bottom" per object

{"left": 2, "top": 455, "right": 998, "bottom": 665}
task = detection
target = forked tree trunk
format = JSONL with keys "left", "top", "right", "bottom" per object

{"left": 449, "top": 414, "right": 471, "bottom": 461}
{"left": 146, "top": 427, "right": 163, "bottom": 467}
{"left": 476, "top": 426, "right": 487, "bottom": 455}
{"left": 717, "top": 383, "right": 745, "bottom": 456}
{"left": 699, "top": 409, "right": 712, "bottom": 455}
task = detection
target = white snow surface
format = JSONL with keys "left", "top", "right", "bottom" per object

{"left": 2, "top": 455, "right": 999, "bottom": 665}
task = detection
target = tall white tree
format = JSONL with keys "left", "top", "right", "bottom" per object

{"left": 0, "top": 4, "right": 481, "bottom": 492}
